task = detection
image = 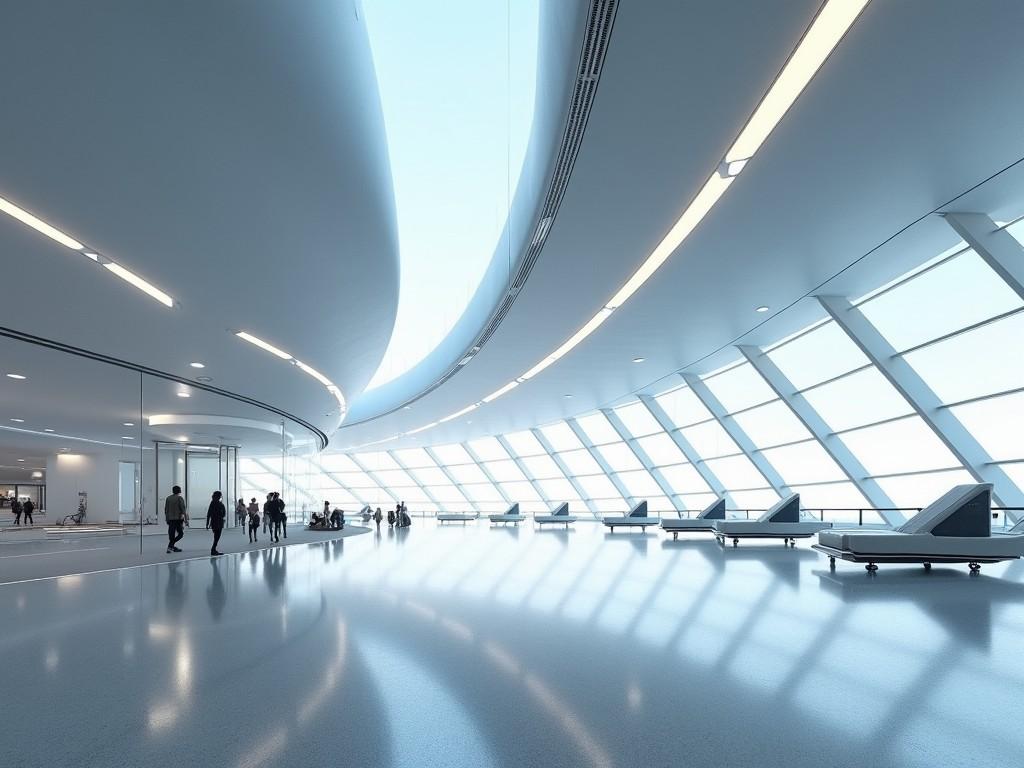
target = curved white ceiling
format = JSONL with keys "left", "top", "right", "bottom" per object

{"left": 333, "top": 0, "right": 1024, "bottom": 450}
{"left": 0, "top": 1, "right": 399, "bottom": 439}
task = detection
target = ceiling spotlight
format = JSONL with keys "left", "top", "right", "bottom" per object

{"left": 176, "top": 392, "right": 191, "bottom": 398}
{"left": 5, "top": 373, "right": 26, "bottom": 380}
{"left": 44, "top": 428, "right": 55, "bottom": 432}
{"left": 123, "top": 422, "right": 134, "bottom": 427}
{"left": 10, "top": 418, "right": 24, "bottom": 423}
{"left": 755, "top": 305, "right": 770, "bottom": 313}
{"left": 564, "top": 394, "right": 573, "bottom": 398}
{"left": 403, "top": 406, "right": 412, "bottom": 410}
{"left": 189, "top": 362, "right": 205, "bottom": 369}
{"left": 632, "top": 357, "right": 646, "bottom": 363}
{"left": 17, "top": 458, "right": 25, "bottom": 462}
{"left": 121, "top": 436, "right": 135, "bottom": 440}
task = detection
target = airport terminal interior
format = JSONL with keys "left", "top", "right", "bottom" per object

{"left": 4, "top": 1, "right": 1024, "bottom": 766}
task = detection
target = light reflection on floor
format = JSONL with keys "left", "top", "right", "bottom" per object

{"left": 3, "top": 521, "right": 1024, "bottom": 767}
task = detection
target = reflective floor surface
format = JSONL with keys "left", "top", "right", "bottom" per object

{"left": 3, "top": 521, "right": 1024, "bottom": 767}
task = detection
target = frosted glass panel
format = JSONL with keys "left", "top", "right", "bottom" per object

{"left": 637, "top": 433, "right": 687, "bottom": 466}
{"left": 373, "top": 469, "right": 414, "bottom": 487}
{"left": 499, "top": 481, "right": 541, "bottom": 502}
{"left": 319, "top": 454, "right": 361, "bottom": 472}
{"left": 597, "top": 442, "right": 643, "bottom": 472}
{"left": 426, "top": 485, "right": 468, "bottom": 503}
{"left": 839, "top": 417, "right": 960, "bottom": 475}
{"left": 462, "top": 483, "right": 503, "bottom": 502}
{"left": 675, "top": 493, "right": 720, "bottom": 512}
{"left": 447, "top": 463, "right": 488, "bottom": 484}
{"left": 732, "top": 400, "right": 811, "bottom": 447}
{"left": 875, "top": 470, "right": 974, "bottom": 509}
{"left": 802, "top": 367, "right": 913, "bottom": 432}
{"left": 504, "top": 430, "right": 545, "bottom": 456}
{"left": 538, "top": 478, "right": 580, "bottom": 500}
{"left": 859, "top": 251, "right": 1022, "bottom": 352}
{"left": 540, "top": 422, "right": 583, "bottom": 451}
{"left": 702, "top": 363, "right": 776, "bottom": 413}
{"left": 393, "top": 448, "right": 434, "bottom": 467}
{"left": 431, "top": 444, "right": 473, "bottom": 464}
{"left": 613, "top": 401, "right": 662, "bottom": 437}
{"left": 729, "top": 489, "right": 781, "bottom": 510}
{"left": 484, "top": 459, "right": 526, "bottom": 482}
{"left": 950, "top": 392, "right": 1024, "bottom": 462}
{"left": 659, "top": 463, "right": 711, "bottom": 495}
{"left": 616, "top": 470, "right": 662, "bottom": 497}
{"left": 903, "top": 312, "right": 1024, "bottom": 402}
{"left": 767, "top": 321, "right": 868, "bottom": 390}
{"left": 680, "top": 421, "right": 740, "bottom": 459}
{"left": 559, "top": 449, "right": 602, "bottom": 476}
{"left": 704, "top": 455, "right": 768, "bottom": 490}
{"left": 788, "top": 481, "right": 868, "bottom": 510}
{"left": 759, "top": 440, "right": 846, "bottom": 485}
{"left": 359, "top": 452, "right": 401, "bottom": 470}
{"left": 654, "top": 386, "right": 712, "bottom": 427}
{"left": 576, "top": 412, "right": 621, "bottom": 445}
{"left": 468, "top": 436, "right": 508, "bottom": 461}
{"left": 410, "top": 467, "right": 449, "bottom": 485}
{"left": 521, "top": 454, "right": 563, "bottom": 479}
{"left": 577, "top": 474, "right": 620, "bottom": 499}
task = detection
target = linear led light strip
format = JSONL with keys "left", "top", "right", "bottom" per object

{"left": 235, "top": 331, "right": 348, "bottom": 415}
{"left": 385, "top": 0, "right": 870, "bottom": 444}
{"left": 0, "top": 194, "right": 175, "bottom": 307}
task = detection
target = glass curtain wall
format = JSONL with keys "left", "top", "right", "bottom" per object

{"left": 240, "top": 217, "right": 1024, "bottom": 525}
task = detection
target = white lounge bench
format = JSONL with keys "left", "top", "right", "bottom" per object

{"left": 489, "top": 503, "right": 526, "bottom": 525}
{"left": 714, "top": 494, "right": 830, "bottom": 547}
{"left": 437, "top": 511, "right": 478, "bottom": 524}
{"left": 661, "top": 497, "right": 726, "bottom": 539}
{"left": 602, "top": 501, "right": 660, "bottom": 532}
{"left": 813, "top": 484, "right": 1024, "bottom": 573}
{"left": 534, "top": 502, "right": 577, "bottom": 528}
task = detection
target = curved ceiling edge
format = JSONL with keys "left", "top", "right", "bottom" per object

{"left": 343, "top": 0, "right": 615, "bottom": 427}
{"left": 0, "top": 326, "right": 329, "bottom": 451}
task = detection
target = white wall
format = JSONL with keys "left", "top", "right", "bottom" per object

{"left": 46, "top": 447, "right": 155, "bottom": 524}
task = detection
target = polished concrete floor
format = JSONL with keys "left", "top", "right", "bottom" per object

{"left": 3, "top": 521, "right": 1023, "bottom": 768}
{"left": 0, "top": 523, "right": 371, "bottom": 584}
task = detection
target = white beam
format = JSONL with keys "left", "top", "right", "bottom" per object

{"left": 819, "top": 294, "right": 1023, "bottom": 517}
{"left": 943, "top": 212, "right": 1024, "bottom": 300}
{"left": 601, "top": 407, "right": 685, "bottom": 515}
{"left": 738, "top": 344, "right": 904, "bottom": 526}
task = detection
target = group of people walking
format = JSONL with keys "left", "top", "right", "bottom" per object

{"left": 7, "top": 497, "right": 35, "bottom": 525}
{"left": 164, "top": 486, "right": 288, "bottom": 557}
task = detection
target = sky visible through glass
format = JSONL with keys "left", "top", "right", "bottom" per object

{"left": 362, "top": 0, "right": 539, "bottom": 390}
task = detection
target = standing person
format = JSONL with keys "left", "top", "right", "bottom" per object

{"left": 387, "top": 506, "right": 395, "bottom": 527}
{"left": 275, "top": 492, "right": 287, "bottom": 539}
{"left": 373, "top": 506, "right": 383, "bottom": 532}
{"left": 235, "top": 498, "right": 246, "bottom": 528}
{"left": 22, "top": 498, "right": 34, "bottom": 525}
{"left": 322, "top": 501, "right": 330, "bottom": 523}
{"left": 263, "top": 493, "right": 273, "bottom": 536}
{"left": 165, "top": 485, "right": 187, "bottom": 554}
{"left": 247, "top": 502, "right": 260, "bottom": 543}
{"left": 269, "top": 492, "right": 281, "bottom": 543}
{"left": 206, "top": 491, "right": 226, "bottom": 556}
{"left": 12, "top": 497, "right": 22, "bottom": 526}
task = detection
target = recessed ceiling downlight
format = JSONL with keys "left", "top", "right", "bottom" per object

{"left": 755, "top": 305, "right": 770, "bottom": 313}
{"left": 10, "top": 418, "right": 25, "bottom": 423}
{"left": 176, "top": 392, "right": 191, "bottom": 398}
{"left": 189, "top": 362, "right": 205, "bottom": 369}
{"left": 5, "top": 373, "right": 26, "bottom": 380}
{"left": 632, "top": 357, "right": 646, "bottom": 363}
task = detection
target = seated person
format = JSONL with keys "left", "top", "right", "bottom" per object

{"left": 309, "top": 511, "right": 326, "bottom": 529}
{"left": 329, "top": 508, "right": 344, "bottom": 530}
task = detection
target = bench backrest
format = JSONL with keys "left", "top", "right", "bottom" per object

{"left": 551, "top": 502, "right": 569, "bottom": 516}
{"left": 628, "top": 500, "right": 649, "bottom": 518}
{"left": 897, "top": 484, "right": 992, "bottom": 537}
{"left": 505, "top": 502, "right": 520, "bottom": 516}
{"left": 698, "top": 497, "right": 726, "bottom": 520}
{"left": 758, "top": 494, "right": 801, "bottom": 523}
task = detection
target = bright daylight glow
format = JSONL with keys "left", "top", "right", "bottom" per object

{"left": 363, "top": 0, "right": 539, "bottom": 389}
{"left": 391, "top": 0, "right": 869, "bottom": 442}
{"left": 0, "top": 194, "right": 84, "bottom": 250}
{"left": 235, "top": 332, "right": 292, "bottom": 361}
{"left": 725, "top": 0, "right": 870, "bottom": 163}
{"left": 103, "top": 262, "right": 175, "bottom": 307}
